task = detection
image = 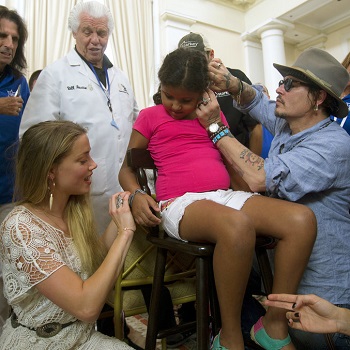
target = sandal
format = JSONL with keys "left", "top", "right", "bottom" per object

{"left": 250, "top": 317, "right": 291, "bottom": 350}
{"left": 211, "top": 331, "right": 228, "bottom": 350}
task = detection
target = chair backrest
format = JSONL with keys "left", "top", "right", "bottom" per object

{"left": 127, "top": 148, "right": 157, "bottom": 196}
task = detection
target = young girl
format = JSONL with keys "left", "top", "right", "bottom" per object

{"left": 0, "top": 121, "right": 135, "bottom": 349}
{"left": 119, "top": 48, "right": 317, "bottom": 350}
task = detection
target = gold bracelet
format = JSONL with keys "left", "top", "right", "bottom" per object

{"left": 123, "top": 227, "right": 135, "bottom": 232}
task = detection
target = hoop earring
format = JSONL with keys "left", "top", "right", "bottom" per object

{"left": 49, "top": 182, "right": 55, "bottom": 211}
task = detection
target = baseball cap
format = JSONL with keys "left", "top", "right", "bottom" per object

{"left": 178, "top": 32, "right": 212, "bottom": 52}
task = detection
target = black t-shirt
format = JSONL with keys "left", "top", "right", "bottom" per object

{"left": 216, "top": 68, "right": 258, "bottom": 147}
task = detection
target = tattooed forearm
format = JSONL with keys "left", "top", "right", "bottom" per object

{"left": 240, "top": 83, "right": 256, "bottom": 104}
{"left": 224, "top": 71, "right": 233, "bottom": 90}
{"left": 240, "top": 148, "right": 264, "bottom": 170}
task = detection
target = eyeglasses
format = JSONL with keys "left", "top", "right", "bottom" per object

{"left": 278, "top": 78, "right": 310, "bottom": 92}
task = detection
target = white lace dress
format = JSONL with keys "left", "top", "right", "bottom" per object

{"left": 0, "top": 206, "right": 133, "bottom": 350}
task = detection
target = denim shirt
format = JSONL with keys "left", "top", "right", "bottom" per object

{"left": 235, "top": 86, "right": 350, "bottom": 305}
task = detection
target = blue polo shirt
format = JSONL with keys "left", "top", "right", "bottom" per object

{"left": 0, "top": 66, "right": 30, "bottom": 204}
{"left": 330, "top": 93, "right": 350, "bottom": 135}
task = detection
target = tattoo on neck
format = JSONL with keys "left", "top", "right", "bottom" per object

{"left": 240, "top": 149, "right": 264, "bottom": 170}
{"left": 224, "top": 72, "right": 232, "bottom": 90}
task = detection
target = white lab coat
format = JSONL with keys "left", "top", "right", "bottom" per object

{"left": 20, "top": 49, "right": 139, "bottom": 234}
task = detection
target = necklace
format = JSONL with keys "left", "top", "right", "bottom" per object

{"left": 34, "top": 206, "right": 68, "bottom": 233}
{"left": 43, "top": 212, "right": 68, "bottom": 233}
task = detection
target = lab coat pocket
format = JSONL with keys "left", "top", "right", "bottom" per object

{"left": 91, "top": 157, "right": 108, "bottom": 195}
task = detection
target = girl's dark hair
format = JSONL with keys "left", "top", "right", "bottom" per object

{"left": 153, "top": 85, "right": 162, "bottom": 105}
{"left": 158, "top": 48, "right": 209, "bottom": 93}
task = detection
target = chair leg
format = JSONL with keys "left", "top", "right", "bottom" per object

{"left": 208, "top": 257, "right": 221, "bottom": 337}
{"left": 196, "top": 256, "right": 210, "bottom": 350}
{"left": 145, "top": 246, "right": 168, "bottom": 350}
{"left": 255, "top": 247, "right": 273, "bottom": 295}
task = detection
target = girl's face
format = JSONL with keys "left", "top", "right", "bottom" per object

{"left": 51, "top": 134, "right": 97, "bottom": 198}
{"left": 161, "top": 85, "right": 202, "bottom": 120}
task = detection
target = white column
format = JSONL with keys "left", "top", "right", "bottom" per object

{"left": 241, "top": 33, "right": 264, "bottom": 85}
{"left": 258, "top": 24, "right": 287, "bottom": 100}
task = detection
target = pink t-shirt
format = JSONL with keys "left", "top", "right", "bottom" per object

{"left": 134, "top": 104, "right": 231, "bottom": 201}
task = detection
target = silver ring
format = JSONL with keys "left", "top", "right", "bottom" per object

{"left": 202, "top": 97, "right": 211, "bottom": 105}
{"left": 217, "top": 63, "right": 222, "bottom": 69}
{"left": 116, "top": 195, "right": 123, "bottom": 208}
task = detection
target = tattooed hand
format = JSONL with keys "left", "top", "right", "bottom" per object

{"left": 196, "top": 89, "right": 222, "bottom": 129}
{"left": 208, "top": 59, "right": 238, "bottom": 94}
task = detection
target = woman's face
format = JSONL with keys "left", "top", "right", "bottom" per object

{"left": 51, "top": 134, "right": 97, "bottom": 197}
{"left": 161, "top": 85, "right": 202, "bottom": 120}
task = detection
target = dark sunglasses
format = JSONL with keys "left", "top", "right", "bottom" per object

{"left": 278, "top": 78, "right": 310, "bottom": 92}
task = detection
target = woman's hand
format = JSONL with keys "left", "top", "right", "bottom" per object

{"left": 196, "top": 89, "right": 222, "bottom": 129}
{"left": 265, "top": 293, "right": 346, "bottom": 334}
{"left": 109, "top": 192, "right": 136, "bottom": 232}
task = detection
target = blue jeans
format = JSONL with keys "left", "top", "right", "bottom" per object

{"left": 289, "top": 304, "right": 350, "bottom": 350}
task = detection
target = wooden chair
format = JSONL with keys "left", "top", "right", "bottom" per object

{"left": 126, "top": 148, "right": 275, "bottom": 350}
{"left": 103, "top": 225, "right": 198, "bottom": 343}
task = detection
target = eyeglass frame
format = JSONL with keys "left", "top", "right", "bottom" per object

{"left": 278, "top": 78, "right": 310, "bottom": 92}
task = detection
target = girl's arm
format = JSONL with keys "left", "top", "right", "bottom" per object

{"left": 119, "top": 130, "right": 161, "bottom": 227}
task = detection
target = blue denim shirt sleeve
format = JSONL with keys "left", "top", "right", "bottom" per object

{"left": 232, "top": 89, "right": 350, "bottom": 201}
{"left": 264, "top": 136, "right": 338, "bottom": 201}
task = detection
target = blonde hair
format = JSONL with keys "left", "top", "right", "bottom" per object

{"left": 16, "top": 120, "right": 106, "bottom": 275}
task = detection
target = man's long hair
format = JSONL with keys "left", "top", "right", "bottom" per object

{"left": 0, "top": 6, "right": 28, "bottom": 77}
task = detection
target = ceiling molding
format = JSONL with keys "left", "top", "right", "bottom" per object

{"left": 207, "top": 0, "right": 257, "bottom": 11}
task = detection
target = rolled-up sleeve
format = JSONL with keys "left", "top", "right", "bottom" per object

{"left": 264, "top": 141, "right": 338, "bottom": 201}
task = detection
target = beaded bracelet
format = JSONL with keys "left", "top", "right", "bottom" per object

{"left": 209, "top": 125, "right": 228, "bottom": 140}
{"left": 212, "top": 127, "right": 229, "bottom": 144}
{"left": 128, "top": 188, "right": 147, "bottom": 207}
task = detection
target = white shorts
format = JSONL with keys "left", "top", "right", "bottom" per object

{"left": 159, "top": 189, "right": 257, "bottom": 241}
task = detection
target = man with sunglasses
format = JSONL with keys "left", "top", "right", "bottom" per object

{"left": 196, "top": 47, "right": 350, "bottom": 350}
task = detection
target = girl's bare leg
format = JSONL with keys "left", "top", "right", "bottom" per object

{"left": 242, "top": 196, "right": 317, "bottom": 349}
{"left": 180, "top": 200, "right": 256, "bottom": 350}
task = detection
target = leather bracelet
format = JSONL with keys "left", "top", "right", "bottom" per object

{"left": 229, "top": 78, "right": 244, "bottom": 105}
{"left": 128, "top": 188, "right": 146, "bottom": 207}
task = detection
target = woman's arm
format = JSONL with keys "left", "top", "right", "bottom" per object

{"left": 35, "top": 192, "right": 135, "bottom": 323}
{"left": 265, "top": 293, "right": 350, "bottom": 336}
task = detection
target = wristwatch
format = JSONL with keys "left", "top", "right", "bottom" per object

{"left": 208, "top": 122, "right": 224, "bottom": 134}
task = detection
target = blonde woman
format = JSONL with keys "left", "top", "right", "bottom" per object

{"left": 0, "top": 121, "right": 135, "bottom": 349}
